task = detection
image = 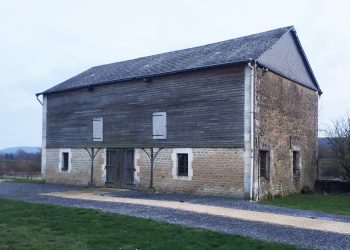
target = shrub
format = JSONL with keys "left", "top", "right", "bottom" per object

{"left": 301, "top": 185, "right": 313, "bottom": 194}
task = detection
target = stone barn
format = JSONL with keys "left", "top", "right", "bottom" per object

{"left": 37, "top": 26, "right": 322, "bottom": 200}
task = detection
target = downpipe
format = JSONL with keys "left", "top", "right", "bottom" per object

{"left": 248, "top": 62, "right": 255, "bottom": 200}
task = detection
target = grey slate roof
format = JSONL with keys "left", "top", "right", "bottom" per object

{"left": 41, "top": 26, "right": 321, "bottom": 94}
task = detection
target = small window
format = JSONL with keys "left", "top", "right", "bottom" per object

{"left": 61, "top": 152, "right": 69, "bottom": 171}
{"left": 93, "top": 117, "right": 103, "bottom": 141}
{"left": 259, "top": 150, "right": 270, "bottom": 179}
{"left": 152, "top": 112, "right": 166, "bottom": 139}
{"left": 293, "top": 151, "right": 300, "bottom": 180}
{"left": 172, "top": 149, "right": 193, "bottom": 180}
{"left": 177, "top": 153, "right": 188, "bottom": 177}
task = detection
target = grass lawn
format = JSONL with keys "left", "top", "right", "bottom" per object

{"left": 261, "top": 193, "right": 350, "bottom": 216}
{"left": 0, "top": 199, "right": 302, "bottom": 250}
{"left": 1, "top": 177, "right": 45, "bottom": 184}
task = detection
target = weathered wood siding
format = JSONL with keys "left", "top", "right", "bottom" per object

{"left": 45, "top": 65, "right": 245, "bottom": 148}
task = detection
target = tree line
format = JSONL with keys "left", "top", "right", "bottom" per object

{"left": 0, "top": 150, "right": 41, "bottom": 177}
{"left": 0, "top": 150, "right": 41, "bottom": 161}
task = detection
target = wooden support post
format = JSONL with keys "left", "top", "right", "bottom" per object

{"left": 84, "top": 147, "right": 102, "bottom": 187}
{"left": 150, "top": 148, "right": 154, "bottom": 190}
{"left": 141, "top": 147, "right": 163, "bottom": 192}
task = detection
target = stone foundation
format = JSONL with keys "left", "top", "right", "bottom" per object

{"left": 43, "top": 147, "right": 245, "bottom": 197}
{"left": 136, "top": 148, "right": 245, "bottom": 197}
{"left": 43, "top": 122, "right": 317, "bottom": 200}
{"left": 44, "top": 148, "right": 106, "bottom": 186}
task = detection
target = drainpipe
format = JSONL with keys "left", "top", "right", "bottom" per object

{"left": 248, "top": 62, "right": 255, "bottom": 200}
{"left": 90, "top": 148, "right": 95, "bottom": 186}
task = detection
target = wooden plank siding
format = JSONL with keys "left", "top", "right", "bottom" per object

{"left": 45, "top": 65, "right": 245, "bottom": 148}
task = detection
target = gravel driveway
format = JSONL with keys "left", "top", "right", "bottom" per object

{"left": 0, "top": 182, "right": 350, "bottom": 250}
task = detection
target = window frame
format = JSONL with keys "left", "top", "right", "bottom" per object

{"left": 292, "top": 150, "right": 301, "bottom": 181}
{"left": 62, "top": 152, "right": 69, "bottom": 171}
{"left": 177, "top": 153, "right": 189, "bottom": 177}
{"left": 259, "top": 150, "right": 270, "bottom": 180}
{"left": 172, "top": 148, "right": 193, "bottom": 180}
{"left": 59, "top": 149, "right": 71, "bottom": 172}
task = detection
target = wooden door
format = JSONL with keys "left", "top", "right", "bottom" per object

{"left": 105, "top": 148, "right": 135, "bottom": 188}
{"left": 105, "top": 148, "right": 117, "bottom": 186}
{"left": 124, "top": 149, "right": 135, "bottom": 185}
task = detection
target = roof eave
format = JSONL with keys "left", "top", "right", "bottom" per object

{"left": 257, "top": 62, "right": 319, "bottom": 92}
{"left": 36, "top": 59, "right": 251, "bottom": 96}
{"left": 289, "top": 28, "right": 322, "bottom": 95}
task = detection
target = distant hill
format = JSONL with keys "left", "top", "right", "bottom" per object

{"left": 318, "top": 137, "right": 335, "bottom": 159}
{"left": 0, "top": 146, "right": 41, "bottom": 155}
{"left": 318, "top": 137, "right": 330, "bottom": 147}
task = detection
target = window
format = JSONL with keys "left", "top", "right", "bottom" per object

{"left": 172, "top": 148, "right": 193, "bottom": 180}
{"left": 177, "top": 153, "right": 188, "bottom": 177}
{"left": 259, "top": 150, "right": 270, "bottom": 179}
{"left": 152, "top": 112, "right": 166, "bottom": 139}
{"left": 93, "top": 117, "right": 103, "bottom": 141}
{"left": 61, "top": 152, "right": 69, "bottom": 171}
{"left": 59, "top": 149, "right": 71, "bottom": 172}
{"left": 293, "top": 151, "right": 300, "bottom": 180}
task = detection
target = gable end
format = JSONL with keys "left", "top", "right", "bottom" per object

{"left": 257, "top": 29, "right": 321, "bottom": 94}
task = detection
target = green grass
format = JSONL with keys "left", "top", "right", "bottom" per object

{"left": 261, "top": 193, "right": 350, "bottom": 215}
{"left": 1, "top": 177, "right": 44, "bottom": 184}
{"left": 0, "top": 199, "right": 303, "bottom": 250}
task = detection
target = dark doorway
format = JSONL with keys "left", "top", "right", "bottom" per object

{"left": 105, "top": 148, "right": 135, "bottom": 188}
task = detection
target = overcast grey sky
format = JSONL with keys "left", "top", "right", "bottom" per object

{"left": 0, "top": 0, "right": 349, "bottom": 148}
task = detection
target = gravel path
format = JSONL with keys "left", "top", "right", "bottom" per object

{"left": 1, "top": 182, "right": 350, "bottom": 249}
{"left": 104, "top": 189, "right": 350, "bottom": 223}
{"left": 46, "top": 190, "right": 350, "bottom": 235}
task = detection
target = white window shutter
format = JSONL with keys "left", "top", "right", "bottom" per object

{"left": 93, "top": 117, "right": 103, "bottom": 141}
{"left": 152, "top": 112, "right": 166, "bottom": 139}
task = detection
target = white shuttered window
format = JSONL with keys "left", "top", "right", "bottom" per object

{"left": 93, "top": 117, "right": 103, "bottom": 141}
{"left": 152, "top": 112, "right": 166, "bottom": 139}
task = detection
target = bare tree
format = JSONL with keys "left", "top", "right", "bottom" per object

{"left": 324, "top": 114, "right": 350, "bottom": 180}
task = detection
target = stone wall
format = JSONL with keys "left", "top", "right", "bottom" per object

{"left": 136, "top": 148, "right": 245, "bottom": 197}
{"left": 44, "top": 148, "right": 106, "bottom": 186}
{"left": 43, "top": 147, "right": 245, "bottom": 197}
{"left": 254, "top": 70, "right": 318, "bottom": 198}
